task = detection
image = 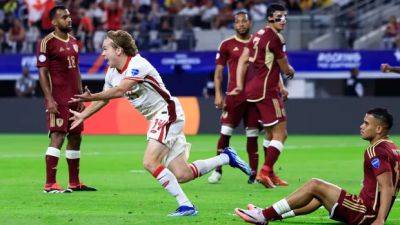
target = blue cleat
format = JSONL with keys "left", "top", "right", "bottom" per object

{"left": 168, "top": 205, "right": 198, "bottom": 217}
{"left": 222, "top": 147, "right": 251, "bottom": 175}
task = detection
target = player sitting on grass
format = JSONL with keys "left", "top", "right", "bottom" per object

{"left": 235, "top": 108, "right": 399, "bottom": 225}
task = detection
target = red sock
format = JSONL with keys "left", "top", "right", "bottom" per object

{"left": 263, "top": 146, "right": 280, "bottom": 174}
{"left": 45, "top": 155, "right": 59, "bottom": 184}
{"left": 66, "top": 150, "right": 80, "bottom": 185}
{"left": 246, "top": 137, "right": 258, "bottom": 173}
{"left": 216, "top": 134, "right": 230, "bottom": 173}
{"left": 262, "top": 206, "right": 280, "bottom": 221}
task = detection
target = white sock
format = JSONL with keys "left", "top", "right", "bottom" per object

{"left": 191, "top": 154, "right": 229, "bottom": 177}
{"left": 272, "top": 199, "right": 292, "bottom": 215}
{"left": 263, "top": 139, "right": 271, "bottom": 148}
{"left": 281, "top": 210, "right": 295, "bottom": 219}
{"left": 154, "top": 166, "right": 193, "bottom": 207}
{"left": 65, "top": 150, "right": 80, "bottom": 159}
{"left": 46, "top": 147, "right": 60, "bottom": 157}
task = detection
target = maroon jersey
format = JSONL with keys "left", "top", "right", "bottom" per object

{"left": 245, "top": 26, "right": 286, "bottom": 102}
{"left": 216, "top": 35, "right": 251, "bottom": 93}
{"left": 37, "top": 32, "right": 81, "bottom": 106}
{"left": 359, "top": 139, "right": 400, "bottom": 213}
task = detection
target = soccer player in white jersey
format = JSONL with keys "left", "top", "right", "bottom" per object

{"left": 68, "top": 30, "right": 251, "bottom": 216}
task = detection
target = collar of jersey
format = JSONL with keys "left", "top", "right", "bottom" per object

{"left": 117, "top": 56, "right": 132, "bottom": 74}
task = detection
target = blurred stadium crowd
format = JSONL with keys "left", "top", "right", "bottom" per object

{"left": 1, "top": 0, "right": 387, "bottom": 54}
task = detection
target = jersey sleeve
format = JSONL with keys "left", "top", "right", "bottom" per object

{"left": 215, "top": 41, "right": 228, "bottom": 66}
{"left": 369, "top": 147, "right": 392, "bottom": 177}
{"left": 268, "top": 34, "right": 285, "bottom": 60}
{"left": 36, "top": 38, "right": 50, "bottom": 68}
{"left": 124, "top": 57, "right": 152, "bottom": 81}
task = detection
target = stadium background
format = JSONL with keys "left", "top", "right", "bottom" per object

{"left": 1, "top": 0, "right": 400, "bottom": 224}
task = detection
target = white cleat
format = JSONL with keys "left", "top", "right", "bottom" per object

{"left": 208, "top": 170, "right": 222, "bottom": 184}
{"left": 235, "top": 207, "right": 267, "bottom": 225}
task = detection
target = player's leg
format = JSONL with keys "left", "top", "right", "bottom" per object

{"left": 143, "top": 139, "right": 196, "bottom": 216}
{"left": 245, "top": 127, "right": 259, "bottom": 183}
{"left": 44, "top": 131, "right": 66, "bottom": 193}
{"left": 65, "top": 133, "right": 96, "bottom": 191}
{"left": 235, "top": 178, "right": 341, "bottom": 224}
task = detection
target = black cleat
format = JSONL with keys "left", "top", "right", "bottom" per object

{"left": 68, "top": 183, "right": 97, "bottom": 191}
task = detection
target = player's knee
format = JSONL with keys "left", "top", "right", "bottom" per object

{"left": 175, "top": 171, "right": 191, "bottom": 183}
{"left": 50, "top": 132, "right": 65, "bottom": 147}
{"left": 143, "top": 160, "right": 158, "bottom": 172}
{"left": 308, "top": 178, "right": 324, "bottom": 191}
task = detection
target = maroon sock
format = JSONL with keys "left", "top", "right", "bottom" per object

{"left": 262, "top": 206, "right": 280, "bottom": 221}
{"left": 216, "top": 134, "right": 231, "bottom": 173}
{"left": 246, "top": 137, "right": 258, "bottom": 173}
{"left": 263, "top": 146, "right": 281, "bottom": 174}
{"left": 45, "top": 155, "right": 59, "bottom": 184}
{"left": 67, "top": 157, "right": 80, "bottom": 185}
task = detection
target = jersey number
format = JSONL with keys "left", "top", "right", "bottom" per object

{"left": 67, "top": 56, "right": 76, "bottom": 69}
{"left": 248, "top": 37, "right": 260, "bottom": 63}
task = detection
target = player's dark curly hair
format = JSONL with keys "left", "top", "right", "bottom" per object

{"left": 266, "top": 4, "right": 286, "bottom": 18}
{"left": 49, "top": 5, "right": 67, "bottom": 20}
{"left": 106, "top": 30, "right": 138, "bottom": 56}
{"left": 367, "top": 108, "right": 393, "bottom": 130}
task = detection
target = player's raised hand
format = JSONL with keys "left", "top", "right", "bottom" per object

{"left": 69, "top": 109, "right": 84, "bottom": 130}
{"left": 226, "top": 86, "right": 242, "bottom": 96}
{"left": 46, "top": 97, "right": 60, "bottom": 114}
{"left": 380, "top": 63, "right": 391, "bottom": 73}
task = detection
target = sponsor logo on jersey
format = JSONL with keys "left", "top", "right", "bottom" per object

{"left": 59, "top": 47, "right": 64, "bottom": 52}
{"left": 371, "top": 158, "right": 380, "bottom": 169}
{"left": 131, "top": 69, "right": 139, "bottom": 76}
{"left": 73, "top": 44, "right": 79, "bottom": 53}
{"left": 38, "top": 54, "right": 46, "bottom": 62}
{"left": 56, "top": 118, "right": 64, "bottom": 127}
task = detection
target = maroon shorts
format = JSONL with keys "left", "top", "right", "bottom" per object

{"left": 220, "top": 95, "right": 260, "bottom": 128}
{"left": 331, "top": 190, "right": 376, "bottom": 225}
{"left": 254, "top": 97, "right": 286, "bottom": 127}
{"left": 46, "top": 104, "right": 83, "bottom": 134}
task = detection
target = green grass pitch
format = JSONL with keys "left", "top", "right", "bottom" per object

{"left": 0, "top": 134, "right": 399, "bottom": 225}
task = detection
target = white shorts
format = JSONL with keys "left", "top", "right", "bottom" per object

{"left": 147, "top": 98, "right": 190, "bottom": 166}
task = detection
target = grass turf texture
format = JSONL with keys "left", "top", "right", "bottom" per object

{"left": 0, "top": 134, "right": 399, "bottom": 225}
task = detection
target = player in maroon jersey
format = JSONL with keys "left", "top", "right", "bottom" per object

{"left": 37, "top": 5, "right": 96, "bottom": 193}
{"left": 208, "top": 11, "right": 262, "bottom": 184}
{"left": 229, "top": 4, "right": 294, "bottom": 188}
{"left": 235, "top": 108, "right": 400, "bottom": 225}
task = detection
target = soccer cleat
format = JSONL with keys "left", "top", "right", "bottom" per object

{"left": 235, "top": 207, "right": 267, "bottom": 225}
{"left": 168, "top": 205, "right": 198, "bottom": 217}
{"left": 67, "top": 183, "right": 97, "bottom": 191}
{"left": 43, "top": 183, "right": 72, "bottom": 194}
{"left": 208, "top": 170, "right": 222, "bottom": 184}
{"left": 248, "top": 172, "right": 257, "bottom": 184}
{"left": 270, "top": 174, "right": 289, "bottom": 186}
{"left": 256, "top": 174, "right": 276, "bottom": 189}
{"left": 222, "top": 147, "right": 251, "bottom": 175}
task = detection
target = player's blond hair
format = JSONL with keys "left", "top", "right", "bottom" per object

{"left": 106, "top": 30, "right": 138, "bottom": 56}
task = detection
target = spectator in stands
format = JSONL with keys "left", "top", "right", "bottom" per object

{"left": 87, "top": 2, "right": 106, "bottom": 28}
{"left": 149, "top": 0, "right": 165, "bottom": 30}
{"left": 233, "top": 1, "right": 246, "bottom": 15}
{"left": 0, "top": 28, "right": 11, "bottom": 53}
{"left": 177, "top": 19, "right": 196, "bottom": 50}
{"left": 199, "top": 0, "right": 218, "bottom": 29}
{"left": 299, "top": 0, "right": 315, "bottom": 12}
{"left": 157, "top": 18, "right": 175, "bottom": 50}
{"left": 345, "top": 67, "right": 364, "bottom": 97}
{"left": 214, "top": 5, "right": 234, "bottom": 28}
{"left": 178, "top": 0, "right": 199, "bottom": 17}
{"left": 78, "top": 9, "right": 94, "bottom": 53}
{"left": 106, "top": 0, "right": 123, "bottom": 30}
{"left": 284, "top": 0, "right": 301, "bottom": 14}
{"left": 383, "top": 15, "right": 400, "bottom": 50}
{"left": 8, "top": 18, "right": 25, "bottom": 53}
{"left": 93, "top": 23, "right": 106, "bottom": 53}
{"left": 25, "top": 24, "right": 40, "bottom": 53}
{"left": 15, "top": 66, "right": 36, "bottom": 97}
{"left": 202, "top": 72, "right": 215, "bottom": 99}
{"left": 249, "top": 0, "right": 267, "bottom": 22}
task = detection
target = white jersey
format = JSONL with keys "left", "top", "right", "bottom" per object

{"left": 104, "top": 54, "right": 172, "bottom": 119}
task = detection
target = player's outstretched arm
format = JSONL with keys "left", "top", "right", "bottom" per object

{"left": 372, "top": 171, "right": 395, "bottom": 225}
{"left": 70, "top": 79, "right": 137, "bottom": 102}
{"left": 69, "top": 100, "right": 109, "bottom": 130}
{"left": 227, "top": 47, "right": 249, "bottom": 96}
{"left": 381, "top": 63, "right": 400, "bottom": 74}
{"left": 277, "top": 57, "right": 295, "bottom": 79}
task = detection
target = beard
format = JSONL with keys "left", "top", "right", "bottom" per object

{"left": 59, "top": 26, "right": 72, "bottom": 33}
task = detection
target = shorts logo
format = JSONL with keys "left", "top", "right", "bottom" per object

{"left": 56, "top": 118, "right": 64, "bottom": 127}
{"left": 38, "top": 54, "right": 46, "bottom": 62}
{"left": 371, "top": 158, "right": 380, "bottom": 169}
{"left": 131, "top": 69, "right": 139, "bottom": 76}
